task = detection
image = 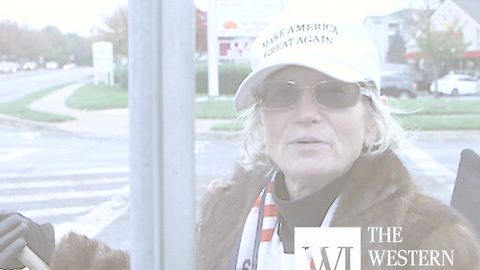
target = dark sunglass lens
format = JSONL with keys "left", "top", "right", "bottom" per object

{"left": 257, "top": 82, "right": 299, "bottom": 108}
{"left": 314, "top": 81, "right": 360, "bottom": 108}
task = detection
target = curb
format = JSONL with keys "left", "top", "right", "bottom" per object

{"left": 0, "top": 113, "right": 239, "bottom": 141}
{"left": 1, "top": 113, "right": 479, "bottom": 142}
{"left": 409, "top": 130, "right": 480, "bottom": 141}
{"left": 195, "top": 131, "right": 240, "bottom": 141}
{"left": 0, "top": 114, "right": 74, "bottom": 135}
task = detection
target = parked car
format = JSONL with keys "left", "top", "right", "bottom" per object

{"left": 0, "top": 61, "right": 21, "bottom": 73}
{"left": 22, "top": 61, "right": 38, "bottom": 71}
{"left": 45, "top": 61, "right": 59, "bottom": 70}
{"left": 430, "top": 74, "right": 479, "bottom": 96}
{"left": 62, "top": 63, "right": 77, "bottom": 70}
{"left": 381, "top": 72, "right": 418, "bottom": 98}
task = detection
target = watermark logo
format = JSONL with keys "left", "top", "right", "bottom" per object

{"left": 295, "top": 227, "right": 361, "bottom": 270}
{"left": 294, "top": 227, "right": 455, "bottom": 269}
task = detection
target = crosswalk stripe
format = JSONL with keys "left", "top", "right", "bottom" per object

{"left": 19, "top": 206, "right": 94, "bottom": 219}
{"left": 0, "top": 148, "right": 39, "bottom": 163}
{"left": 402, "top": 145, "right": 456, "bottom": 204}
{"left": 53, "top": 185, "right": 130, "bottom": 240}
{"left": 404, "top": 145, "right": 456, "bottom": 181}
{"left": 1, "top": 185, "right": 129, "bottom": 203}
{"left": 0, "top": 177, "right": 128, "bottom": 189}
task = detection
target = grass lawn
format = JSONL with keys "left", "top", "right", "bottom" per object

{"left": 65, "top": 83, "right": 128, "bottom": 110}
{"left": 203, "top": 96, "right": 480, "bottom": 131}
{"left": 1, "top": 85, "right": 479, "bottom": 131}
{"left": 0, "top": 84, "right": 75, "bottom": 122}
{"left": 390, "top": 98, "right": 480, "bottom": 114}
{"left": 390, "top": 98, "right": 480, "bottom": 130}
{"left": 0, "top": 83, "right": 128, "bottom": 122}
{"left": 195, "top": 95, "right": 239, "bottom": 119}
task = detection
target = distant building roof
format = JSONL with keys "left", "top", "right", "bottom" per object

{"left": 365, "top": 9, "right": 430, "bottom": 25}
{"left": 388, "top": 9, "right": 418, "bottom": 23}
{"left": 365, "top": 15, "right": 384, "bottom": 24}
{"left": 454, "top": 0, "right": 480, "bottom": 25}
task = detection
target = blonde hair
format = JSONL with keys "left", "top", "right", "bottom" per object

{"left": 236, "top": 81, "right": 410, "bottom": 172}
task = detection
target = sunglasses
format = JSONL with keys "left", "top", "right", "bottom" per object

{"left": 254, "top": 80, "right": 371, "bottom": 109}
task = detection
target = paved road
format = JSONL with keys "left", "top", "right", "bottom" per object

{"left": 0, "top": 68, "right": 93, "bottom": 103}
{"left": 1, "top": 125, "right": 479, "bottom": 251}
{"left": 0, "top": 125, "right": 239, "bottom": 249}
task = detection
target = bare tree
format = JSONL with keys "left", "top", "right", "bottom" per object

{"left": 196, "top": 8, "right": 207, "bottom": 59}
{"left": 92, "top": 6, "right": 128, "bottom": 63}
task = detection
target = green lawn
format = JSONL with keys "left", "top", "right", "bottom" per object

{"left": 390, "top": 98, "right": 480, "bottom": 115}
{"left": 390, "top": 98, "right": 480, "bottom": 130}
{"left": 195, "top": 95, "right": 239, "bottom": 119}
{"left": 0, "top": 84, "right": 75, "bottom": 122}
{"left": 1, "top": 84, "right": 479, "bottom": 131}
{"left": 65, "top": 83, "right": 128, "bottom": 110}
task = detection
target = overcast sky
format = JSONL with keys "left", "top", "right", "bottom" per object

{"left": 195, "top": 0, "right": 432, "bottom": 17}
{"left": 0, "top": 0, "right": 434, "bottom": 37}
{"left": 0, "top": 0, "right": 127, "bottom": 37}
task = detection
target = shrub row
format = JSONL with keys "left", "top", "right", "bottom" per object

{"left": 195, "top": 62, "right": 251, "bottom": 95}
{"left": 114, "top": 62, "right": 252, "bottom": 95}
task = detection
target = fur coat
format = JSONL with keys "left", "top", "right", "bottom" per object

{"left": 196, "top": 151, "right": 480, "bottom": 269}
{"left": 50, "top": 232, "right": 130, "bottom": 270}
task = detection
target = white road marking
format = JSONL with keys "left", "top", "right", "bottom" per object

{"left": 1, "top": 132, "right": 41, "bottom": 140}
{"left": 403, "top": 145, "right": 456, "bottom": 204}
{"left": 20, "top": 206, "right": 94, "bottom": 219}
{"left": 0, "top": 148, "right": 39, "bottom": 163}
{"left": 0, "top": 167, "right": 130, "bottom": 179}
{"left": 0, "top": 177, "right": 128, "bottom": 189}
{"left": 404, "top": 145, "right": 456, "bottom": 182}
{"left": 53, "top": 185, "right": 130, "bottom": 240}
{"left": 1, "top": 185, "right": 128, "bottom": 203}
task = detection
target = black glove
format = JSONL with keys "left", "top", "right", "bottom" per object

{"left": 0, "top": 210, "right": 55, "bottom": 268}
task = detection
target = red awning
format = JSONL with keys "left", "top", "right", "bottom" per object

{"left": 402, "top": 52, "right": 422, "bottom": 59}
{"left": 464, "top": 51, "right": 480, "bottom": 58}
{"left": 403, "top": 51, "right": 480, "bottom": 59}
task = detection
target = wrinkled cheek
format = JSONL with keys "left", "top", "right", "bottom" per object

{"left": 265, "top": 137, "right": 283, "bottom": 166}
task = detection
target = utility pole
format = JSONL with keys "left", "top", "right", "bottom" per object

{"left": 129, "top": 0, "right": 196, "bottom": 269}
{"left": 207, "top": 0, "right": 220, "bottom": 96}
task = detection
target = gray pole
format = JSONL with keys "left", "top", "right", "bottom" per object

{"left": 129, "top": 0, "right": 195, "bottom": 269}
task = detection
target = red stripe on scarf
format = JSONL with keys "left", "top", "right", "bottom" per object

{"left": 261, "top": 228, "right": 275, "bottom": 242}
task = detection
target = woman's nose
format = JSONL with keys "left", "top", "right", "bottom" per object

{"left": 293, "top": 88, "right": 324, "bottom": 124}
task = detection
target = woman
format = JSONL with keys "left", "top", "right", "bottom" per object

{"left": 196, "top": 4, "right": 480, "bottom": 270}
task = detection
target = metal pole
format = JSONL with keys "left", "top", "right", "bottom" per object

{"left": 129, "top": 0, "right": 196, "bottom": 269}
{"left": 207, "top": 0, "right": 219, "bottom": 96}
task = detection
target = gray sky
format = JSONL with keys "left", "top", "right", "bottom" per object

{"left": 0, "top": 0, "right": 127, "bottom": 37}
{"left": 0, "top": 0, "right": 435, "bottom": 37}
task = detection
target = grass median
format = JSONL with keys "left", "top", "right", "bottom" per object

{"left": 196, "top": 95, "right": 480, "bottom": 131}
{"left": 0, "top": 84, "right": 479, "bottom": 131}
{"left": 0, "top": 83, "right": 128, "bottom": 122}
{"left": 390, "top": 98, "right": 480, "bottom": 130}
{"left": 0, "top": 84, "right": 75, "bottom": 122}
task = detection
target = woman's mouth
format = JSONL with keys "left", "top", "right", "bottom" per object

{"left": 290, "top": 136, "right": 328, "bottom": 145}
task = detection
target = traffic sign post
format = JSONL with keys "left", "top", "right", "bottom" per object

{"left": 92, "top": 41, "right": 114, "bottom": 86}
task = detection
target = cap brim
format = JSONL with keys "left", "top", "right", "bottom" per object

{"left": 234, "top": 54, "right": 367, "bottom": 110}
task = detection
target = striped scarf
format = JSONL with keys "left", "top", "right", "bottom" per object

{"left": 235, "top": 174, "right": 294, "bottom": 270}
{"left": 234, "top": 173, "right": 340, "bottom": 270}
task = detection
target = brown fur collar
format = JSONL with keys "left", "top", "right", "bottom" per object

{"left": 197, "top": 152, "right": 480, "bottom": 269}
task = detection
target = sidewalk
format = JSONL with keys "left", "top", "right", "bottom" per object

{"left": 0, "top": 83, "right": 238, "bottom": 140}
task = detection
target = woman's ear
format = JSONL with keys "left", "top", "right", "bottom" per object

{"left": 380, "top": 95, "right": 388, "bottom": 105}
{"left": 364, "top": 95, "right": 387, "bottom": 152}
{"left": 364, "top": 122, "right": 377, "bottom": 152}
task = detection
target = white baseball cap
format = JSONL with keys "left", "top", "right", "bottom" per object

{"left": 234, "top": 4, "right": 381, "bottom": 110}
